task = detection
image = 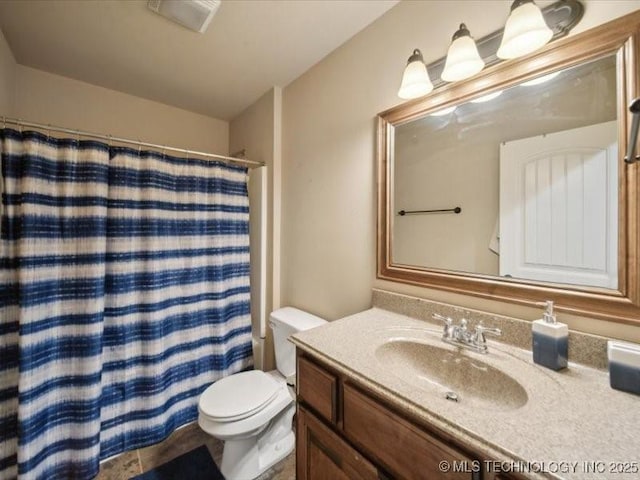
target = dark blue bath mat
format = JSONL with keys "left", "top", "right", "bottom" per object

{"left": 130, "top": 445, "right": 224, "bottom": 480}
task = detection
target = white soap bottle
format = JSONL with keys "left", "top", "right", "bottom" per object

{"left": 532, "top": 301, "right": 568, "bottom": 371}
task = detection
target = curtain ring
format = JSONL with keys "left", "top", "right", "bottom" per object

{"left": 107, "top": 134, "right": 112, "bottom": 147}
{"left": 138, "top": 140, "right": 142, "bottom": 155}
{"left": 2, "top": 116, "right": 5, "bottom": 129}
{"left": 75, "top": 129, "right": 81, "bottom": 144}
{"left": 17, "top": 119, "right": 22, "bottom": 133}
{"left": 46, "top": 124, "right": 51, "bottom": 141}
{"left": 161, "top": 146, "right": 166, "bottom": 159}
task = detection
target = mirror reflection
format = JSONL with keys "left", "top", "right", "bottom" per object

{"left": 392, "top": 54, "right": 618, "bottom": 289}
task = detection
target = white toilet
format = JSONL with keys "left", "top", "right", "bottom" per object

{"left": 197, "top": 307, "right": 326, "bottom": 479}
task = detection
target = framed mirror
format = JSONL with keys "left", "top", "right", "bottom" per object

{"left": 377, "top": 11, "right": 640, "bottom": 324}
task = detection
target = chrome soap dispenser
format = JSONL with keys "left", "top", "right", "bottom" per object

{"left": 532, "top": 301, "right": 568, "bottom": 371}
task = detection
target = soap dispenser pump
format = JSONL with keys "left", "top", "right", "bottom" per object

{"left": 532, "top": 301, "right": 568, "bottom": 371}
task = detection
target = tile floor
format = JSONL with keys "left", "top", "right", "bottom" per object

{"left": 95, "top": 421, "right": 295, "bottom": 480}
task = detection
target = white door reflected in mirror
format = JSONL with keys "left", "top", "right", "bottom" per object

{"left": 499, "top": 121, "right": 618, "bottom": 289}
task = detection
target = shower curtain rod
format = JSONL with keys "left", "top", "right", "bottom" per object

{"left": 1, "top": 116, "right": 264, "bottom": 168}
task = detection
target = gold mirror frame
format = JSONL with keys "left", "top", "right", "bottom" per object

{"left": 377, "top": 11, "right": 640, "bottom": 325}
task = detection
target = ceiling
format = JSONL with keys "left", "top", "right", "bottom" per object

{"left": 0, "top": 0, "right": 399, "bottom": 120}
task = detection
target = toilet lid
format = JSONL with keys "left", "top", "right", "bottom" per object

{"left": 199, "top": 370, "right": 280, "bottom": 421}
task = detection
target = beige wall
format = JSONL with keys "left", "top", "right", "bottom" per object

{"left": 13, "top": 65, "right": 228, "bottom": 153}
{"left": 281, "top": 0, "right": 640, "bottom": 341}
{"left": 230, "top": 87, "right": 283, "bottom": 370}
{"left": 0, "top": 28, "right": 16, "bottom": 116}
{"left": 394, "top": 131, "right": 500, "bottom": 275}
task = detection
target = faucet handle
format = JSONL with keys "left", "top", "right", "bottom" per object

{"left": 432, "top": 313, "right": 452, "bottom": 325}
{"left": 432, "top": 313, "right": 453, "bottom": 339}
{"left": 475, "top": 323, "right": 502, "bottom": 340}
{"left": 477, "top": 323, "right": 502, "bottom": 335}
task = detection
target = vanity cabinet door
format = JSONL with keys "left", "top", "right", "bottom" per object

{"left": 297, "top": 355, "right": 338, "bottom": 424}
{"left": 343, "top": 383, "right": 478, "bottom": 480}
{"left": 297, "top": 405, "right": 380, "bottom": 480}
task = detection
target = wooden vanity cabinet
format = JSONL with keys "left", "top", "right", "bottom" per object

{"left": 297, "top": 355, "right": 338, "bottom": 424}
{"left": 297, "top": 352, "right": 519, "bottom": 480}
{"left": 297, "top": 405, "right": 380, "bottom": 480}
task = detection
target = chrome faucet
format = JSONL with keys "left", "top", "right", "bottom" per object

{"left": 432, "top": 313, "right": 501, "bottom": 354}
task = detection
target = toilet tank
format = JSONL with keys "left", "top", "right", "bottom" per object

{"left": 269, "top": 307, "right": 326, "bottom": 378}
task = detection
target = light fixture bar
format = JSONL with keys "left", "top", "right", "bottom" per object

{"left": 423, "top": 0, "right": 583, "bottom": 90}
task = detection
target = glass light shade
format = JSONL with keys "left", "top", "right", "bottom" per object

{"left": 497, "top": 1, "right": 553, "bottom": 59}
{"left": 441, "top": 25, "right": 485, "bottom": 82}
{"left": 398, "top": 49, "right": 434, "bottom": 99}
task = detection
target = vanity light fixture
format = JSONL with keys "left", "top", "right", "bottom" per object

{"left": 497, "top": 0, "right": 554, "bottom": 60}
{"left": 398, "top": 49, "right": 434, "bottom": 99}
{"left": 441, "top": 24, "right": 485, "bottom": 83}
{"left": 396, "top": 0, "right": 583, "bottom": 100}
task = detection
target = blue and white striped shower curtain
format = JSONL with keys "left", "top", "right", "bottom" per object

{"left": 0, "top": 128, "right": 253, "bottom": 479}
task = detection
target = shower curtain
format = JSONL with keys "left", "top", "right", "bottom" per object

{"left": 0, "top": 128, "right": 253, "bottom": 479}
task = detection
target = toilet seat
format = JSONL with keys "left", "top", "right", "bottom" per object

{"left": 199, "top": 370, "right": 280, "bottom": 422}
{"left": 198, "top": 379, "right": 293, "bottom": 440}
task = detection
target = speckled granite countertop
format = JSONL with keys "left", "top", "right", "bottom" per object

{"left": 291, "top": 308, "right": 640, "bottom": 480}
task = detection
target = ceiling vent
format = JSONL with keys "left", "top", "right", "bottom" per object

{"left": 147, "top": 0, "right": 221, "bottom": 33}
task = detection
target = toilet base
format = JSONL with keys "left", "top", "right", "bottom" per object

{"left": 219, "top": 404, "right": 295, "bottom": 480}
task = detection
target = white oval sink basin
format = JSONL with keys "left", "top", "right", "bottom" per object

{"left": 376, "top": 339, "right": 529, "bottom": 411}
